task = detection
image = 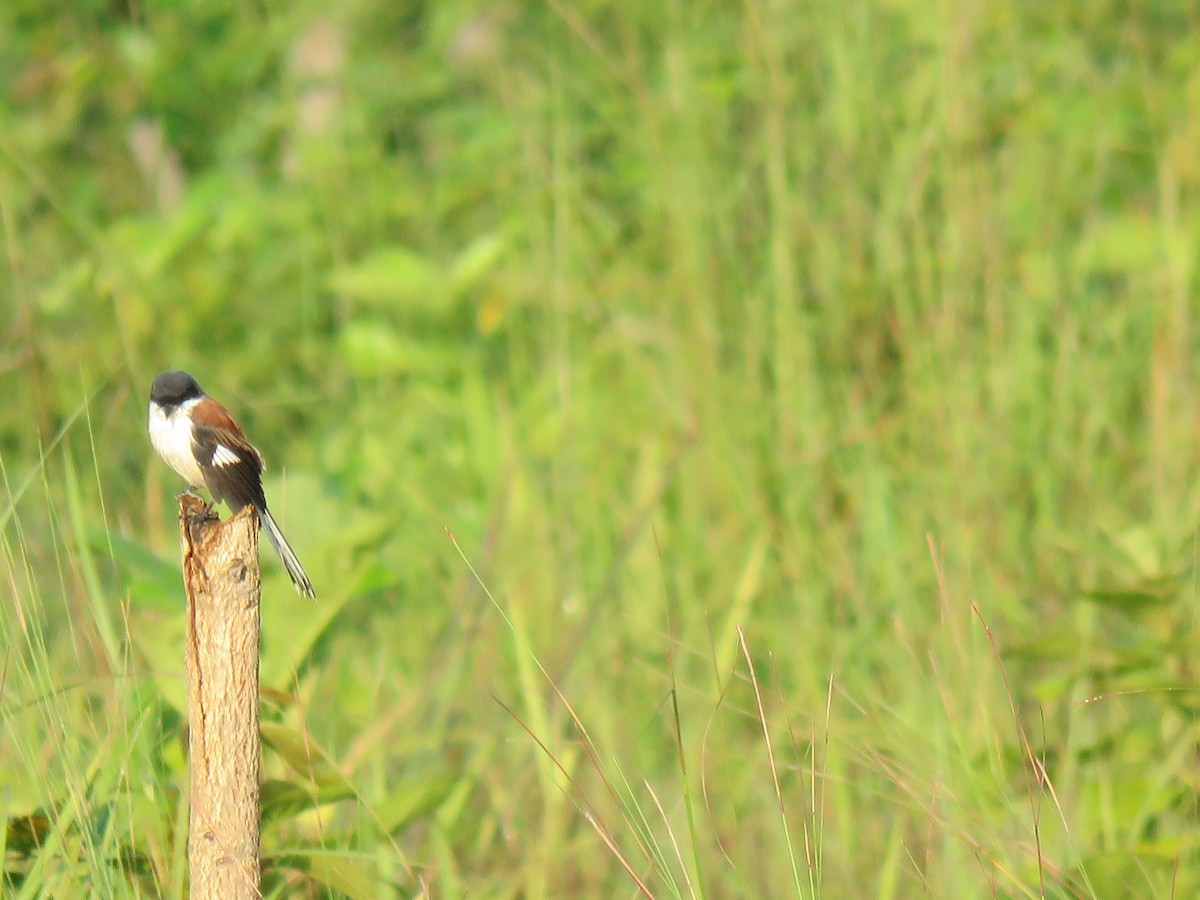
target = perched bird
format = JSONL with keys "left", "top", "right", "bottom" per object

{"left": 147, "top": 370, "right": 315, "bottom": 598}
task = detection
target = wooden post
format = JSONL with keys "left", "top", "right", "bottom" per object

{"left": 179, "top": 494, "right": 262, "bottom": 898}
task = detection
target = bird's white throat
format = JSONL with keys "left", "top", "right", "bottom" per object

{"left": 148, "top": 397, "right": 206, "bottom": 487}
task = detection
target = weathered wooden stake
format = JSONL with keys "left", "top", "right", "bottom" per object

{"left": 179, "top": 494, "right": 262, "bottom": 898}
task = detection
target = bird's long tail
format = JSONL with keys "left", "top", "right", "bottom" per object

{"left": 259, "top": 506, "right": 315, "bottom": 598}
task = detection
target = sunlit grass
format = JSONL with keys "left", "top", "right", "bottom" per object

{"left": 3, "top": 1, "right": 1200, "bottom": 896}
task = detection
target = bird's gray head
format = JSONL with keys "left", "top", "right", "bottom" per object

{"left": 149, "top": 370, "right": 204, "bottom": 408}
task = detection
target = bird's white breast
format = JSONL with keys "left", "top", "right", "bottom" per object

{"left": 148, "top": 397, "right": 206, "bottom": 487}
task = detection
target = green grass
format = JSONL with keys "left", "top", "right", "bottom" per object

{"left": 3, "top": 0, "right": 1200, "bottom": 896}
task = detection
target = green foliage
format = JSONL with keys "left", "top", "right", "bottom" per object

{"left": 3, "top": 0, "right": 1200, "bottom": 895}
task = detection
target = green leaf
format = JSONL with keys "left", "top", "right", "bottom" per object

{"left": 373, "top": 777, "right": 458, "bottom": 835}
{"left": 106, "top": 535, "right": 183, "bottom": 611}
{"left": 267, "top": 850, "right": 385, "bottom": 900}
{"left": 1081, "top": 582, "right": 1177, "bottom": 612}
{"left": 448, "top": 231, "right": 507, "bottom": 294}
{"left": 328, "top": 247, "right": 444, "bottom": 310}
{"left": 4, "top": 813, "right": 53, "bottom": 857}
{"left": 260, "top": 777, "right": 355, "bottom": 826}
{"left": 1004, "top": 629, "right": 1081, "bottom": 662}
{"left": 261, "top": 723, "right": 354, "bottom": 791}
{"left": 261, "top": 558, "right": 394, "bottom": 689}
{"left": 336, "top": 322, "right": 462, "bottom": 378}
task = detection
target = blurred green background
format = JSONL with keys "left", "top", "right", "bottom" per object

{"left": 4, "top": 0, "right": 1200, "bottom": 896}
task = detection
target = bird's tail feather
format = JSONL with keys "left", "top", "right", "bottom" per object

{"left": 259, "top": 507, "right": 315, "bottom": 599}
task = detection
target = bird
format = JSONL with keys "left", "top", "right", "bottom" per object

{"left": 147, "top": 369, "right": 315, "bottom": 598}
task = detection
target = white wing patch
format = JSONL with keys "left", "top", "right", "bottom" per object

{"left": 211, "top": 444, "right": 241, "bottom": 467}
